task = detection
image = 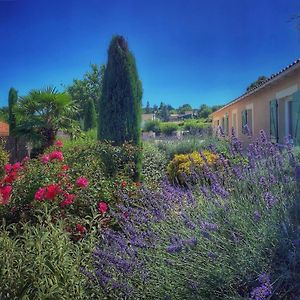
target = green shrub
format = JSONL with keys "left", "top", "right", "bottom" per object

{"left": 167, "top": 150, "right": 219, "bottom": 185}
{"left": 142, "top": 142, "right": 167, "bottom": 187}
{"left": 143, "top": 120, "right": 161, "bottom": 134}
{"left": 0, "top": 218, "right": 96, "bottom": 300}
{"left": 159, "top": 122, "right": 178, "bottom": 136}
{"left": 183, "top": 120, "right": 211, "bottom": 135}
{"left": 156, "top": 138, "right": 205, "bottom": 160}
{"left": 1, "top": 139, "right": 139, "bottom": 231}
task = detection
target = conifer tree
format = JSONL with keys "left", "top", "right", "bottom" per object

{"left": 84, "top": 98, "right": 97, "bottom": 131}
{"left": 98, "top": 35, "right": 142, "bottom": 146}
{"left": 98, "top": 35, "right": 143, "bottom": 179}
{"left": 8, "top": 87, "right": 18, "bottom": 134}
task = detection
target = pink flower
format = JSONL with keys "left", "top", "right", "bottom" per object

{"left": 55, "top": 140, "right": 63, "bottom": 147}
{"left": 49, "top": 151, "right": 64, "bottom": 162}
{"left": 0, "top": 185, "right": 12, "bottom": 204}
{"left": 4, "top": 164, "right": 12, "bottom": 174}
{"left": 34, "top": 187, "right": 46, "bottom": 201}
{"left": 98, "top": 201, "right": 108, "bottom": 214}
{"left": 76, "top": 177, "right": 89, "bottom": 188}
{"left": 41, "top": 155, "right": 50, "bottom": 164}
{"left": 21, "top": 156, "right": 30, "bottom": 164}
{"left": 60, "top": 193, "right": 75, "bottom": 208}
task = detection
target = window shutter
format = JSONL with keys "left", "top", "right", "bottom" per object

{"left": 241, "top": 110, "right": 247, "bottom": 134}
{"left": 269, "top": 99, "right": 278, "bottom": 143}
{"left": 247, "top": 109, "right": 253, "bottom": 134}
{"left": 225, "top": 114, "right": 229, "bottom": 135}
{"left": 292, "top": 91, "right": 300, "bottom": 146}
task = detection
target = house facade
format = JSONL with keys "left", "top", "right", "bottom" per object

{"left": 141, "top": 113, "right": 156, "bottom": 128}
{"left": 212, "top": 58, "right": 300, "bottom": 145}
{"left": 0, "top": 122, "right": 9, "bottom": 137}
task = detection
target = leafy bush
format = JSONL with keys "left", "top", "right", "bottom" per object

{"left": 143, "top": 120, "right": 161, "bottom": 134}
{"left": 159, "top": 122, "right": 178, "bottom": 136}
{"left": 0, "top": 218, "right": 96, "bottom": 300}
{"left": 0, "top": 139, "right": 140, "bottom": 234}
{"left": 167, "top": 150, "right": 219, "bottom": 185}
{"left": 87, "top": 130, "right": 299, "bottom": 299}
{"left": 156, "top": 138, "right": 205, "bottom": 160}
{"left": 142, "top": 142, "right": 167, "bottom": 187}
{"left": 183, "top": 120, "right": 211, "bottom": 135}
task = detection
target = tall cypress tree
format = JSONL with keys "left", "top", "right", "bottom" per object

{"left": 8, "top": 87, "right": 18, "bottom": 134}
{"left": 98, "top": 35, "right": 142, "bottom": 146}
{"left": 84, "top": 98, "right": 97, "bottom": 131}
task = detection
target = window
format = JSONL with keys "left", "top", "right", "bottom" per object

{"left": 241, "top": 108, "right": 253, "bottom": 134}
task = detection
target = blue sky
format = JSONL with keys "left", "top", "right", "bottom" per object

{"left": 0, "top": 0, "right": 300, "bottom": 108}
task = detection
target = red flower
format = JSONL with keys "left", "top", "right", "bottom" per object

{"left": 4, "top": 175, "right": 14, "bottom": 184}
{"left": 44, "top": 184, "right": 61, "bottom": 200}
{"left": 49, "top": 151, "right": 64, "bottom": 162}
{"left": 12, "top": 162, "right": 22, "bottom": 172}
{"left": 76, "top": 177, "right": 89, "bottom": 188}
{"left": 60, "top": 193, "right": 75, "bottom": 208}
{"left": 4, "top": 164, "right": 12, "bottom": 174}
{"left": 34, "top": 187, "right": 46, "bottom": 201}
{"left": 121, "top": 181, "right": 127, "bottom": 188}
{"left": 98, "top": 201, "right": 108, "bottom": 214}
{"left": 62, "top": 165, "right": 69, "bottom": 171}
{"left": 0, "top": 185, "right": 12, "bottom": 204}
{"left": 55, "top": 140, "right": 63, "bottom": 147}
{"left": 75, "top": 223, "right": 87, "bottom": 233}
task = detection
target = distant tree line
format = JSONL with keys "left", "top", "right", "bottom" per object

{"left": 142, "top": 102, "right": 223, "bottom": 121}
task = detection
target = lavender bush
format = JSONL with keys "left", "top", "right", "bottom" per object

{"left": 87, "top": 130, "right": 299, "bottom": 299}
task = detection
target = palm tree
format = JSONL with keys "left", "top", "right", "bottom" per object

{"left": 16, "top": 87, "right": 79, "bottom": 151}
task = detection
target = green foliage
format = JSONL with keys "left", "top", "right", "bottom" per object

{"left": 0, "top": 218, "right": 94, "bottom": 300}
{"left": 67, "top": 64, "right": 105, "bottom": 120}
{"left": 183, "top": 119, "right": 211, "bottom": 135}
{"left": 16, "top": 87, "right": 79, "bottom": 150}
{"left": 83, "top": 99, "right": 97, "bottom": 131}
{"left": 0, "top": 107, "right": 9, "bottom": 122}
{"left": 177, "top": 103, "right": 193, "bottom": 114}
{"left": 198, "top": 104, "right": 212, "bottom": 119}
{"left": 159, "top": 122, "right": 178, "bottom": 136}
{"left": 156, "top": 138, "right": 205, "bottom": 160}
{"left": 157, "top": 102, "right": 170, "bottom": 121}
{"left": 143, "top": 120, "right": 161, "bottom": 133}
{"left": 0, "top": 138, "right": 9, "bottom": 178}
{"left": 98, "top": 35, "right": 142, "bottom": 147}
{"left": 8, "top": 88, "right": 18, "bottom": 134}
{"left": 142, "top": 142, "right": 167, "bottom": 187}
{"left": 246, "top": 75, "right": 268, "bottom": 91}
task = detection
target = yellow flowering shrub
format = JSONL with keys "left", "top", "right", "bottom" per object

{"left": 167, "top": 150, "right": 219, "bottom": 185}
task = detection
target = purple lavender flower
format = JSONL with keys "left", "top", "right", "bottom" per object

{"left": 200, "top": 221, "right": 219, "bottom": 231}
{"left": 166, "top": 243, "right": 183, "bottom": 254}
{"left": 264, "top": 192, "right": 277, "bottom": 209}
{"left": 294, "top": 239, "right": 300, "bottom": 248}
{"left": 183, "top": 237, "right": 197, "bottom": 247}
{"left": 295, "top": 165, "right": 300, "bottom": 182}
{"left": 258, "top": 273, "right": 270, "bottom": 284}
{"left": 253, "top": 210, "right": 261, "bottom": 221}
{"left": 250, "top": 283, "right": 272, "bottom": 300}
